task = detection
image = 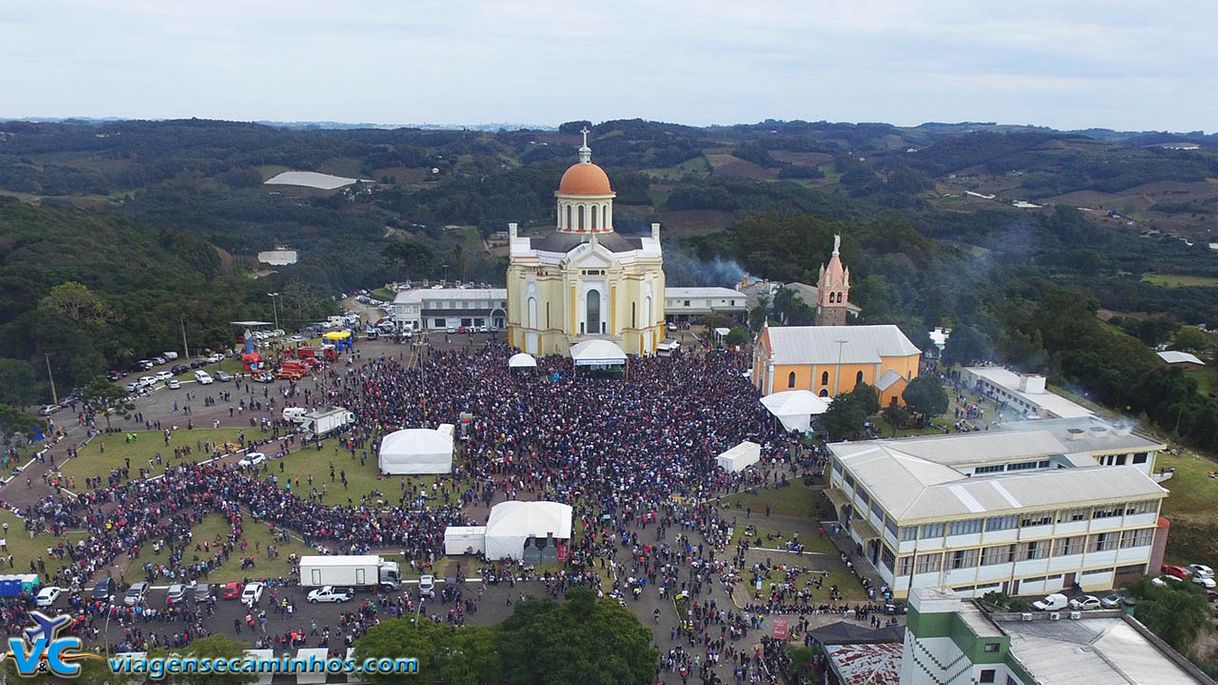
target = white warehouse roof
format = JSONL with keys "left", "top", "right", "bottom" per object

{"left": 1158, "top": 350, "right": 1205, "bottom": 366}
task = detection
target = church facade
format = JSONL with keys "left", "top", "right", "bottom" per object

{"left": 506, "top": 131, "right": 666, "bottom": 357}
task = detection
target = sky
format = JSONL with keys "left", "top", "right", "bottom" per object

{"left": 1, "top": 0, "right": 1215, "bottom": 132}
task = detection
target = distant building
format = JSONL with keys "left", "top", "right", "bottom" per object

{"left": 664, "top": 287, "right": 747, "bottom": 323}
{"left": 960, "top": 367, "right": 1092, "bottom": 419}
{"left": 752, "top": 324, "right": 921, "bottom": 405}
{"left": 1158, "top": 350, "right": 1206, "bottom": 370}
{"left": 391, "top": 288, "right": 507, "bottom": 332}
{"left": 827, "top": 419, "right": 1169, "bottom": 601}
{"left": 257, "top": 249, "right": 298, "bottom": 266}
{"left": 900, "top": 587, "right": 1214, "bottom": 685}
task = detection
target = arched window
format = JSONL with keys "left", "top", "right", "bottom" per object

{"left": 578, "top": 205, "right": 585, "bottom": 230}
{"left": 856, "top": 370, "right": 864, "bottom": 386}
{"left": 565, "top": 205, "right": 572, "bottom": 230}
{"left": 788, "top": 372, "right": 796, "bottom": 388}
{"left": 527, "top": 297, "right": 537, "bottom": 329}
{"left": 591, "top": 205, "right": 599, "bottom": 230}
{"left": 819, "top": 388, "right": 829, "bottom": 398}
{"left": 586, "top": 289, "right": 600, "bottom": 335}
{"left": 821, "top": 371, "right": 829, "bottom": 385}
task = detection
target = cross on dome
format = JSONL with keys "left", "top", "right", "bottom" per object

{"left": 578, "top": 126, "right": 592, "bottom": 164}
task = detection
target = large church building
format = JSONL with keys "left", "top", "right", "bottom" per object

{"left": 506, "top": 131, "right": 666, "bottom": 357}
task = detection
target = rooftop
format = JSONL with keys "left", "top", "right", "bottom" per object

{"left": 1159, "top": 350, "right": 1206, "bottom": 366}
{"left": 664, "top": 287, "right": 746, "bottom": 299}
{"left": 996, "top": 416, "right": 1165, "bottom": 455}
{"left": 823, "top": 643, "right": 902, "bottom": 685}
{"left": 963, "top": 366, "right": 1093, "bottom": 419}
{"left": 764, "top": 325, "right": 921, "bottom": 365}
{"left": 392, "top": 288, "right": 506, "bottom": 304}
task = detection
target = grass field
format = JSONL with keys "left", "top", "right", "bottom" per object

{"left": 59, "top": 428, "right": 247, "bottom": 487}
{"left": 1186, "top": 367, "right": 1218, "bottom": 397}
{"left": 729, "top": 524, "right": 836, "bottom": 554}
{"left": 1156, "top": 449, "right": 1218, "bottom": 565}
{"left": 0, "top": 509, "right": 86, "bottom": 581}
{"left": 370, "top": 287, "right": 396, "bottom": 301}
{"left": 125, "top": 513, "right": 314, "bottom": 584}
{"left": 643, "top": 155, "right": 711, "bottom": 181}
{"left": 1141, "top": 273, "right": 1218, "bottom": 288}
{"left": 871, "top": 414, "right": 953, "bottom": 438}
{"left": 722, "top": 480, "right": 817, "bottom": 519}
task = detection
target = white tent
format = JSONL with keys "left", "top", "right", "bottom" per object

{"left": 717, "top": 441, "right": 762, "bottom": 472}
{"left": 444, "top": 526, "right": 487, "bottom": 555}
{"left": 484, "top": 501, "right": 573, "bottom": 560}
{"left": 508, "top": 352, "right": 537, "bottom": 368}
{"left": 378, "top": 424, "right": 454, "bottom": 474}
{"left": 570, "top": 339, "right": 627, "bottom": 366}
{"left": 761, "top": 390, "right": 832, "bottom": 433}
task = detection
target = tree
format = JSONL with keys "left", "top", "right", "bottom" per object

{"left": 1173, "top": 326, "right": 1214, "bottom": 354}
{"left": 81, "top": 375, "right": 132, "bottom": 430}
{"left": 748, "top": 295, "right": 770, "bottom": 332}
{"left": 355, "top": 617, "right": 449, "bottom": 684}
{"left": 849, "top": 383, "right": 880, "bottom": 417}
{"left": 822, "top": 392, "right": 868, "bottom": 439}
{"left": 941, "top": 324, "right": 991, "bottom": 366}
{"left": 1126, "top": 577, "right": 1210, "bottom": 653}
{"left": 771, "top": 286, "right": 814, "bottom": 326}
{"left": 38, "top": 281, "right": 113, "bottom": 326}
{"left": 725, "top": 326, "right": 750, "bottom": 346}
{"left": 497, "top": 588, "right": 657, "bottom": 685}
{"left": 0, "top": 360, "right": 41, "bottom": 406}
{"left": 903, "top": 376, "right": 949, "bottom": 424}
{"left": 883, "top": 404, "right": 911, "bottom": 430}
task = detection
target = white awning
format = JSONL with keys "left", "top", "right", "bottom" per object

{"left": 508, "top": 352, "right": 537, "bottom": 368}
{"left": 378, "top": 426, "right": 454, "bottom": 475}
{"left": 570, "top": 339, "right": 627, "bottom": 366}
{"left": 761, "top": 390, "right": 832, "bottom": 433}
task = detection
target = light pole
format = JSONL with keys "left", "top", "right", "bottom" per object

{"left": 44, "top": 352, "right": 58, "bottom": 405}
{"left": 440, "top": 264, "right": 449, "bottom": 286}
{"left": 834, "top": 339, "right": 847, "bottom": 396}
{"left": 267, "top": 292, "right": 281, "bottom": 331}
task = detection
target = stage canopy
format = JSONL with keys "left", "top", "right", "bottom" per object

{"left": 508, "top": 352, "right": 537, "bottom": 369}
{"left": 484, "top": 501, "right": 573, "bottom": 560}
{"left": 761, "top": 390, "right": 832, "bottom": 433}
{"left": 570, "top": 339, "right": 627, "bottom": 367}
{"left": 378, "top": 424, "right": 454, "bottom": 475}
{"left": 717, "top": 441, "right": 761, "bottom": 472}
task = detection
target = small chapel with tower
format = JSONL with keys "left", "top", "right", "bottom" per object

{"left": 506, "top": 129, "right": 666, "bottom": 357}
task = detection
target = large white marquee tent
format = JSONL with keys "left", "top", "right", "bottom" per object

{"left": 761, "top": 390, "right": 832, "bottom": 433}
{"left": 378, "top": 424, "right": 454, "bottom": 475}
{"left": 570, "top": 339, "right": 627, "bottom": 367}
{"left": 484, "top": 501, "right": 573, "bottom": 560}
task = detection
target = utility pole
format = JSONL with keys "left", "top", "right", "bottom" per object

{"left": 268, "top": 292, "right": 281, "bottom": 331}
{"left": 44, "top": 352, "right": 58, "bottom": 405}
{"left": 834, "top": 339, "right": 847, "bottom": 396}
{"left": 181, "top": 315, "right": 190, "bottom": 359}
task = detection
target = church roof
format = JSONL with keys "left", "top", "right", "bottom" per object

{"left": 529, "top": 231, "right": 642, "bottom": 254}
{"left": 558, "top": 162, "right": 613, "bottom": 196}
{"left": 765, "top": 325, "right": 921, "bottom": 365}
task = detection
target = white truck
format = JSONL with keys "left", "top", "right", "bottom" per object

{"left": 301, "top": 407, "right": 354, "bottom": 439}
{"left": 298, "top": 555, "right": 401, "bottom": 591}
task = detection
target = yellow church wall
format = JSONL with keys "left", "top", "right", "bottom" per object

{"left": 762, "top": 354, "right": 920, "bottom": 404}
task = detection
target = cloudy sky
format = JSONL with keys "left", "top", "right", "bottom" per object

{"left": 2, "top": 0, "right": 1214, "bottom": 131}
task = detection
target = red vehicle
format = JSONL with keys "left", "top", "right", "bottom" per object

{"left": 457, "top": 326, "right": 468, "bottom": 334}
{"left": 1162, "top": 564, "right": 1191, "bottom": 579}
{"left": 220, "top": 581, "right": 242, "bottom": 600}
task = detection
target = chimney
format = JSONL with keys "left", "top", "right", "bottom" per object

{"left": 508, "top": 222, "right": 518, "bottom": 240}
{"left": 651, "top": 222, "right": 661, "bottom": 241}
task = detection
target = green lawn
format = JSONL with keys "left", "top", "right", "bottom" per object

{"left": 0, "top": 509, "right": 86, "bottom": 581}
{"left": 59, "top": 428, "right": 247, "bottom": 487}
{"left": 729, "top": 524, "right": 836, "bottom": 554}
{"left": 871, "top": 413, "right": 952, "bottom": 438}
{"left": 1156, "top": 449, "right": 1218, "bottom": 566}
{"left": 254, "top": 440, "right": 450, "bottom": 508}
{"left": 370, "top": 287, "right": 396, "bottom": 301}
{"left": 1141, "top": 273, "right": 1218, "bottom": 288}
{"left": 722, "top": 480, "right": 817, "bottom": 519}
{"left": 126, "top": 513, "right": 314, "bottom": 584}
{"left": 1186, "top": 367, "right": 1218, "bottom": 398}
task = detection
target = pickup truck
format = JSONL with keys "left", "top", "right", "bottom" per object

{"left": 1031, "top": 593, "right": 1069, "bottom": 611}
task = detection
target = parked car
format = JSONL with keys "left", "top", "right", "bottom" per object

{"left": 136, "top": 360, "right": 154, "bottom": 371}
{"left": 1099, "top": 591, "right": 1131, "bottom": 609}
{"left": 252, "top": 372, "right": 275, "bottom": 383}
{"left": 1163, "top": 564, "right": 1191, "bottom": 580}
{"left": 166, "top": 583, "right": 187, "bottom": 606}
{"left": 124, "top": 581, "right": 150, "bottom": 606}
{"left": 883, "top": 601, "right": 907, "bottom": 615}
{"left": 194, "top": 371, "right": 213, "bottom": 385}
{"left": 106, "top": 370, "right": 125, "bottom": 381}
{"left": 206, "top": 353, "right": 224, "bottom": 363}
{"left": 418, "top": 575, "right": 436, "bottom": 599}
{"left": 215, "top": 371, "right": 232, "bottom": 382}
{"left": 190, "top": 359, "right": 208, "bottom": 369}
{"left": 171, "top": 364, "right": 189, "bottom": 375}
{"left": 39, "top": 404, "right": 62, "bottom": 416}
{"left": 1068, "top": 595, "right": 1101, "bottom": 610}
{"left": 152, "top": 356, "right": 167, "bottom": 365}
{"left": 138, "top": 376, "right": 156, "bottom": 388}
{"left": 1031, "top": 593, "right": 1069, "bottom": 611}
{"left": 445, "top": 326, "right": 457, "bottom": 334}
{"left": 1188, "top": 564, "right": 1215, "bottom": 579}
{"left": 35, "top": 587, "right": 62, "bottom": 608}
{"left": 124, "top": 382, "right": 139, "bottom": 393}
{"left": 307, "top": 586, "right": 354, "bottom": 604}
{"left": 238, "top": 452, "right": 266, "bottom": 468}
{"left": 194, "top": 584, "right": 213, "bottom": 603}
{"left": 167, "top": 379, "right": 181, "bottom": 389}
{"left": 91, "top": 577, "right": 115, "bottom": 602}
{"left": 1152, "top": 575, "right": 1183, "bottom": 586}
{"left": 154, "top": 371, "right": 172, "bottom": 382}
{"left": 220, "top": 581, "right": 242, "bottom": 600}
{"left": 241, "top": 582, "right": 264, "bottom": 607}
{"left": 1195, "top": 575, "right": 1217, "bottom": 589}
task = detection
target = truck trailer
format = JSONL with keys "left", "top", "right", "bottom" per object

{"left": 301, "top": 407, "right": 354, "bottom": 439}
{"left": 297, "top": 555, "right": 400, "bottom": 591}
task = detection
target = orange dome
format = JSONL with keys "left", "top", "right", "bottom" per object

{"left": 558, "top": 163, "right": 613, "bottom": 195}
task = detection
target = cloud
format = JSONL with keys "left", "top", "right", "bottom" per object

{"left": 0, "top": 0, "right": 1214, "bottom": 131}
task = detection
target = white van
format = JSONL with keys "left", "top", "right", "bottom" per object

{"left": 162, "top": 351, "right": 179, "bottom": 360}
{"left": 282, "top": 407, "right": 307, "bottom": 423}
{"left": 194, "top": 370, "right": 214, "bottom": 385}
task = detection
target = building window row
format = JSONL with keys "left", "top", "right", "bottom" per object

{"left": 889, "top": 500, "right": 1161, "bottom": 543}
{"left": 907, "top": 528, "right": 1157, "bottom": 574}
